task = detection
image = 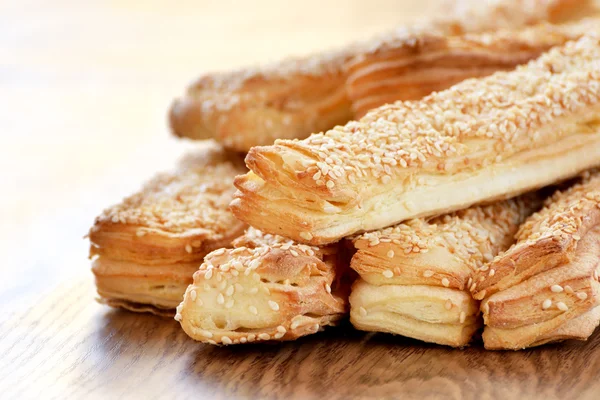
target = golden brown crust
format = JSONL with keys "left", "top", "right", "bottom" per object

{"left": 472, "top": 172, "right": 600, "bottom": 299}
{"left": 346, "top": 20, "right": 598, "bottom": 118}
{"left": 89, "top": 142, "right": 247, "bottom": 312}
{"left": 232, "top": 36, "right": 600, "bottom": 245}
{"left": 170, "top": 0, "right": 587, "bottom": 152}
{"left": 176, "top": 228, "right": 349, "bottom": 345}
{"left": 469, "top": 172, "right": 600, "bottom": 349}
{"left": 351, "top": 195, "right": 541, "bottom": 290}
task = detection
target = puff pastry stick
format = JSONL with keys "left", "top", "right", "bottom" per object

{"left": 346, "top": 19, "right": 598, "bottom": 118}
{"left": 471, "top": 172, "right": 600, "bottom": 349}
{"left": 169, "top": 0, "right": 587, "bottom": 152}
{"left": 88, "top": 142, "right": 247, "bottom": 314}
{"left": 349, "top": 195, "right": 539, "bottom": 347}
{"left": 232, "top": 36, "right": 600, "bottom": 245}
{"left": 176, "top": 228, "right": 349, "bottom": 345}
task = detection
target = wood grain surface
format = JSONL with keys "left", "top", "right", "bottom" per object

{"left": 2, "top": 1, "right": 600, "bottom": 399}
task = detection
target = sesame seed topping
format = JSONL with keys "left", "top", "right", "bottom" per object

{"left": 199, "top": 329, "right": 213, "bottom": 338}
{"left": 258, "top": 333, "right": 271, "bottom": 340}
{"left": 225, "top": 299, "right": 235, "bottom": 308}
{"left": 299, "top": 231, "right": 313, "bottom": 240}
{"left": 557, "top": 301, "right": 568, "bottom": 311}
{"left": 185, "top": 244, "right": 193, "bottom": 253}
{"left": 240, "top": 337, "right": 247, "bottom": 343}
{"left": 174, "top": 313, "right": 182, "bottom": 322}
{"left": 542, "top": 299, "right": 552, "bottom": 309}
{"left": 268, "top": 300, "right": 280, "bottom": 311}
{"left": 247, "top": 334, "right": 256, "bottom": 342}
{"left": 189, "top": 290, "right": 197, "bottom": 301}
{"left": 207, "top": 340, "right": 217, "bottom": 345}
{"left": 459, "top": 311, "right": 466, "bottom": 324}
{"left": 291, "top": 321, "right": 301, "bottom": 330}
{"left": 249, "top": 305, "right": 258, "bottom": 315}
{"left": 442, "top": 278, "right": 450, "bottom": 287}
{"left": 274, "top": 332, "right": 285, "bottom": 339}
{"left": 564, "top": 285, "right": 574, "bottom": 294}
{"left": 387, "top": 250, "right": 395, "bottom": 258}
{"left": 325, "top": 284, "right": 331, "bottom": 293}
{"left": 551, "top": 284, "right": 563, "bottom": 293}
{"left": 205, "top": 269, "right": 213, "bottom": 280}
{"left": 577, "top": 292, "right": 588, "bottom": 300}
{"left": 423, "top": 270, "right": 434, "bottom": 278}
{"left": 277, "top": 325, "right": 286, "bottom": 333}
{"left": 444, "top": 300, "right": 452, "bottom": 310}
{"left": 217, "top": 293, "right": 225, "bottom": 305}
{"left": 249, "top": 287, "right": 259, "bottom": 295}
{"left": 359, "top": 307, "right": 368, "bottom": 317}
{"left": 221, "top": 336, "right": 233, "bottom": 345}
{"left": 225, "top": 285, "right": 235, "bottom": 297}
{"left": 382, "top": 269, "right": 394, "bottom": 278}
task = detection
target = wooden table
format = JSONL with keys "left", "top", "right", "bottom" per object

{"left": 2, "top": 1, "right": 600, "bottom": 398}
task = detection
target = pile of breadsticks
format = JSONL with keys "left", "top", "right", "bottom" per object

{"left": 88, "top": 0, "right": 600, "bottom": 349}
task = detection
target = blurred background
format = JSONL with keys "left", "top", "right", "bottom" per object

{"left": 1, "top": 0, "right": 439, "bottom": 311}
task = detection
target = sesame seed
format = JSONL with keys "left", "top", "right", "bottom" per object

{"left": 225, "top": 299, "right": 235, "bottom": 308}
{"left": 240, "top": 337, "right": 247, "bottom": 343}
{"left": 551, "top": 284, "right": 563, "bottom": 293}
{"left": 247, "top": 334, "right": 256, "bottom": 342}
{"left": 249, "top": 287, "right": 259, "bottom": 294}
{"left": 189, "top": 290, "right": 197, "bottom": 301}
{"left": 274, "top": 332, "right": 285, "bottom": 339}
{"left": 136, "top": 230, "right": 146, "bottom": 237}
{"left": 557, "top": 302, "right": 568, "bottom": 311}
{"left": 542, "top": 299, "right": 552, "bottom": 309}
{"left": 277, "top": 325, "right": 286, "bottom": 333}
{"left": 249, "top": 305, "right": 258, "bottom": 315}
{"left": 312, "top": 324, "right": 320, "bottom": 331}
{"left": 268, "top": 300, "right": 280, "bottom": 311}
{"left": 299, "top": 231, "right": 313, "bottom": 241}
{"left": 382, "top": 270, "right": 394, "bottom": 278}
{"left": 459, "top": 311, "right": 466, "bottom": 324}
{"left": 205, "top": 269, "right": 213, "bottom": 280}
{"left": 442, "top": 278, "right": 450, "bottom": 287}
{"left": 577, "top": 292, "right": 588, "bottom": 300}
{"left": 217, "top": 293, "right": 225, "bottom": 305}
{"left": 359, "top": 307, "right": 368, "bottom": 317}
{"left": 325, "top": 284, "right": 331, "bottom": 293}
{"left": 196, "top": 298, "right": 203, "bottom": 306}
{"left": 445, "top": 300, "right": 452, "bottom": 310}
{"left": 199, "top": 330, "right": 213, "bottom": 338}
{"left": 221, "top": 336, "right": 232, "bottom": 345}
{"left": 489, "top": 269, "right": 495, "bottom": 277}
{"left": 423, "top": 270, "right": 434, "bottom": 278}
{"left": 258, "top": 333, "right": 271, "bottom": 340}
{"left": 290, "top": 321, "right": 301, "bottom": 330}
{"left": 174, "top": 313, "right": 182, "bottom": 322}
{"left": 235, "top": 283, "right": 244, "bottom": 292}
{"left": 185, "top": 244, "right": 193, "bottom": 253}
{"left": 207, "top": 340, "right": 217, "bottom": 345}
{"left": 564, "top": 285, "right": 574, "bottom": 294}
{"left": 387, "top": 250, "right": 395, "bottom": 258}
{"left": 290, "top": 249, "right": 299, "bottom": 257}
{"left": 482, "top": 302, "right": 489, "bottom": 314}
{"left": 213, "top": 248, "right": 226, "bottom": 256}
{"left": 225, "top": 285, "right": 235, "bottom": 297}
{"left": 326, "top": 180, "right": 335, "bottom": 189}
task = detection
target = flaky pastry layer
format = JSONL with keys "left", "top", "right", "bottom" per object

{"left": 350, "top": 279, "right": 480, "bottom": 347}
{"left": 471, "top": 172, "right": 600, "bottom": 349}
{"left": 351, "top": 195, "right": 540, "bottom": 289}
{"left": 89, "top": 142, "right": 247, "bottom": 313}
{"left": 346, "top": 19, "right": 599, "bottom": 117}
{"left": 176, "top": 228, "right": 349, "bottom": 345}
{"left": 170, "top": 0, "right": 587, "bottom": 152}
{"left": 233, "top": 36, "right": 600, "bottom": 245}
